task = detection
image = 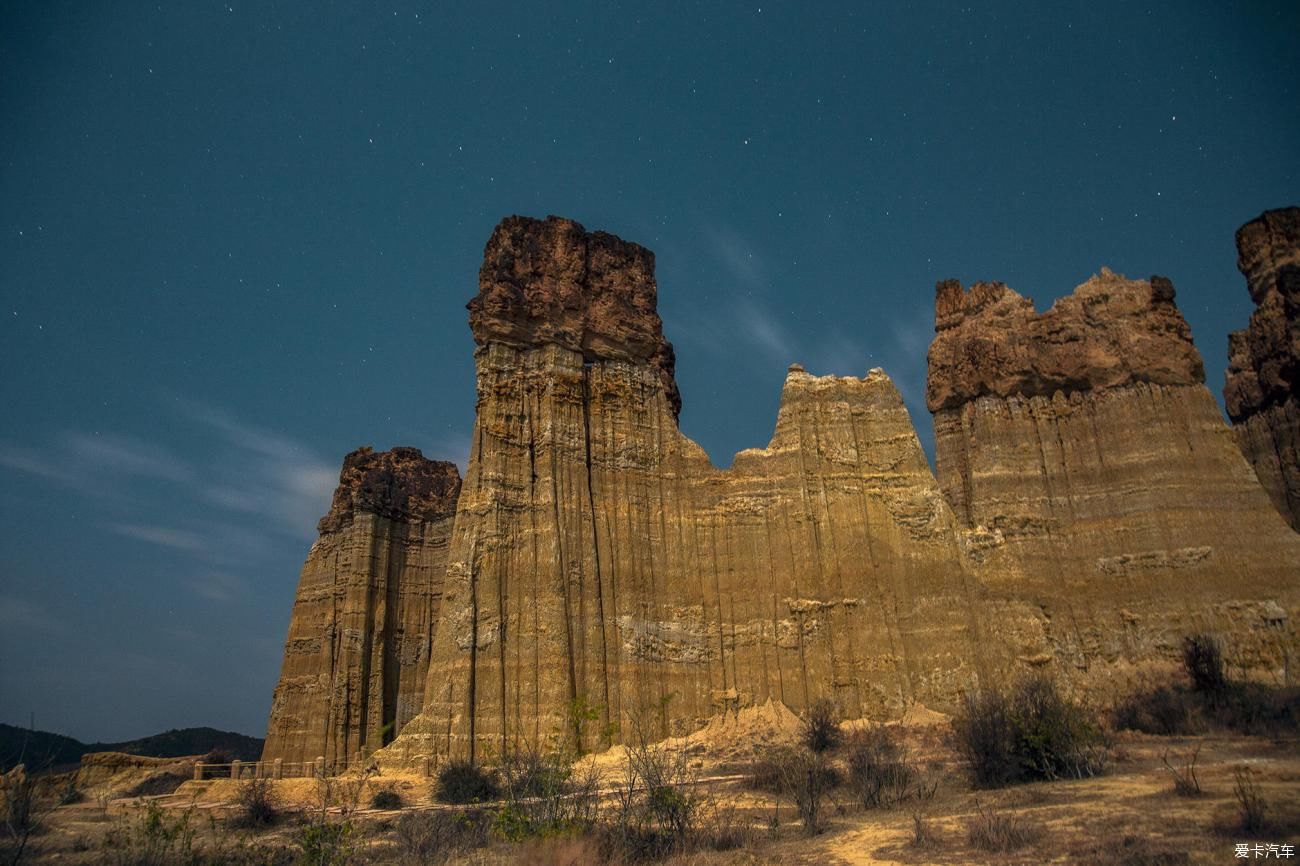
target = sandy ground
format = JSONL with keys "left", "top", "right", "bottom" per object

{"left": 17, "top": 713, "right": 1300, "bottom": 865}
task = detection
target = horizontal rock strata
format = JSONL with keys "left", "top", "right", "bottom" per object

{"left": 928, "top": 270, "right": 1299, "bottom": 680}
{"left": 262, "top": 447, "right": 461, "bottom": 765}
{"left": 1224, "top": 206, "right": 1300, "bottom": 531}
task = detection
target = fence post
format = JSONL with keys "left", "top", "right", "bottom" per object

{"left": 273, "top": 758, "right": 283, "bottom": 780}
{"left": 231, "top": 759, "right": 242, "bottom": 781}
{"left": 193, "top": 762, "right": 203, "bottom": 781}
{"left": 315, "top": 756, "right": 325, "bottom": 778}
{"left": 420, "top": 756, "right": 431, "bottom": 778}
{"left": 254, "top": 761, "right": 263, "bottom": 779}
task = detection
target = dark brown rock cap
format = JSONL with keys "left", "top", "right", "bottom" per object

{"left": 927, "top": 268, "right": 1205, "bottom": 412}
{"left": 1224, "top": 206, "right": 1300, "bottom": 420}
{"left": 469, "top": 215, "right": 681, "bottom": 417}
{"left": 317, "top": 446, "right": 462, "bottom": 534}
{"left": 1235, "top": 206, "right": 1300, "bottom": 305}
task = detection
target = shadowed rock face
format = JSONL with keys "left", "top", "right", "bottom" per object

{"left": 262, "top": 448, "right": 461, "bottom": 765}
{"left": 1224, "top": 206, "right": 1300, "bottom": 531}
{"left": 928, "top": 270, "right": 1299, "bottom": 679}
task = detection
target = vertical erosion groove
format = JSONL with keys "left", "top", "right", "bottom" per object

{"left": 466, "top": 425, "right": 485, "bottom": 764}
{"left": 582, "top": 363, "right": 612, "bottom": 748}
{"left": 550, "top": 383, "right": 580, "bottom": 752}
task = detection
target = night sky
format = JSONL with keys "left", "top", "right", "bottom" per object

{"left": 2, "top": 2, "right": 1298, "bottom": 742}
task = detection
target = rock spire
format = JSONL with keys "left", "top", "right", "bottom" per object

{"left": 262, "top": 447, "right": 461, "bottom": 765}
{"left": 1224, "top": 206, "right": 1300, "bottom": 531}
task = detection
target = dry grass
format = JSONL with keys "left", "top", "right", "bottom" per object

{"left": 17, "top": 722, "right": 1300, "bottom": 866}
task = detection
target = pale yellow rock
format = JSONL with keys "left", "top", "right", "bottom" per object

{"left": 377, "top": 346, "right": 994, "bottom": 766}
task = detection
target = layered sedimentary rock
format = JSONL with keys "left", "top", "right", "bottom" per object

{"left": 1224, "top": 206, "right": 1300, "bottom": 531}
{"left": 262, "top": 447, "right": 461, "bottom": 765}
{"left": 928, "top": 269, "right": 1300, "bottom": 677}
{"left": 378, "top": 216, "right": 994, "bottom": 765}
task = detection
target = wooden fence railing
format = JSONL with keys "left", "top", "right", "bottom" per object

{"left": 192, "top": 755, "right": 436, "bottom": 781}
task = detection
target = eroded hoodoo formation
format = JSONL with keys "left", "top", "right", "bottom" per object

{"left": 376, "top": 216, "right": 992, "bottom": 765}
{"left": 926, "top": 269, "right": 1299, "bottom": 678}
{"left": 262, "top": 447, "right": 461, "bottom": 765}
{"left": 266, "top": 211, "right": 1300, "bottom": 769}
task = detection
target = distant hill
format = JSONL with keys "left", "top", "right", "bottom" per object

{"left": 0, "top": 724, "right": 263, "bottom": 772}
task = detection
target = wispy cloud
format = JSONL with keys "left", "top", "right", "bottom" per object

{"left": 188, "top": 571, "right": 247, "bottom": 603}
{"left": 62, "top": 433, "right": 193, "bottom": 483}
{"left": 0, "top": 433, "right": 193, "bottom": 491}
{"left": 883, "top": 309, "right": 935, "bottom": 409}
{"left": 176, "top": 399, "right": 338, "bottom": 538}
{"left": 0, "top": 446, "right": 76, "bottom": 484}
{"left": 734, "top": 297, "right": 796, "bottom": 360}
{"left": 0, "top": 596, "right": 69, "bottom": 635}
{"left": 108, "top": 522, "right": 209, "bottom": 552}
{"left": 703, "top": 224, "right": 766, "bottom": 287}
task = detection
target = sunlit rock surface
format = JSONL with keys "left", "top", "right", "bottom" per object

{"left": 377, "top": 217, "right": 992, "bottom": 765}
{"left": 261, "top": 447, "right": 461, "bottom": 765}
{"left": 928, "top": 270, "right": 1299, "bottom": 682}
{"left": 265, "top": 214, "right": 1299, "bottom": 771}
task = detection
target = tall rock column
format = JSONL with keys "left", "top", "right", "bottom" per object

{"left": 927, "top": 270, "right": 1300, "bottom": 680}
{"left": 1225, "top": 206, "right": 1300, "bottom": 531}
{"left": 262, "top": 447, "right": 461, "bottom": 765}
{"left": 377, "top": 216, "right": 993, "bottom": 768}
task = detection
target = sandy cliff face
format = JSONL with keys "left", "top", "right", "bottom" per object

{"left": 262, "top": 447, "right": 461, "bottom": 765}
{"left": 928, "top": 270, "right": 1299, "bottom": 679}
{"left": 378, "top": 217, "right": 992, "bottom": 765}
{"left": 1224, "top": 206, "right": 1300, "bottom": 531}
{"left": 269, "top": 214, "right": 1299, "bottom": 771}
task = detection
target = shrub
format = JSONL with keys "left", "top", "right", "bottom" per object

{"left": 493, "top": 744, "right": 599, "bottom": 840}
{"left": 602, "top": 735, "right": 703, "bottom": 860}
{"left": 772, "top": 747, "right": 838, "bottom": 834}
{"left": 801, "top": 697, "right": 841, "bottom": 754}
{"left": 434, "top": 759, "right": 499, "bottom": 805}
{"left": 231, "top": 777, "right": 279, "bottom": 828}
{"left": 965, "top": 801, "right": 1040, "bottom": 852}
{"left": 369, "top": 788, "right": 403, "bottom": 811}
{"left": 392, "top": 809, "right": 490, "bottom": 863}
{"left": 693, "top": 801, "right": 753, "bottom": 852}
{"left": 1112, "top": 685, "right": 1195, "bottom": 735}
{"left": 953, "top": 674, "right": 1107, "bottom": 787}
{"left": 953, "top": 687, "right": 1016, "bottom": 787}
{"left": 1209, "top": 681, "right": 1300, "bottom": 735}
{"left": 910, "top": 811, "right": 937, "bottom": 848}
{"left": 2, "top": 764, "right": 55, "bottom": 866}
{"left": 1182, "top": 634, "right": 1226, "bottom": 696}
{"left": 1232, "top": 767, "right": 1266, "bottom": 833}
{"left": 295, "top": 819, "right": 353, "bottom": 866}
{"left": 745, "top": 754, "right": 785, "bottom": 794}
{"left": 844, "top": 726, "right": 934, "bottom": 809}
{"left": 1113, "top": 639, "right": 1299, "bottom": 738}
{"left": 101, "top": 801, "right": 197, "bottom": 866}
{"left": 1010, "top": 674, "right": 1108, "bottom": 781}
{"left": 1161, "top": 746, "right": 1201, "bottom": 797}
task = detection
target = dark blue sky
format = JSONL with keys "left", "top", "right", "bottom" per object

{"left": 2, "top": 2, "right": 1297, "bottom": 741}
